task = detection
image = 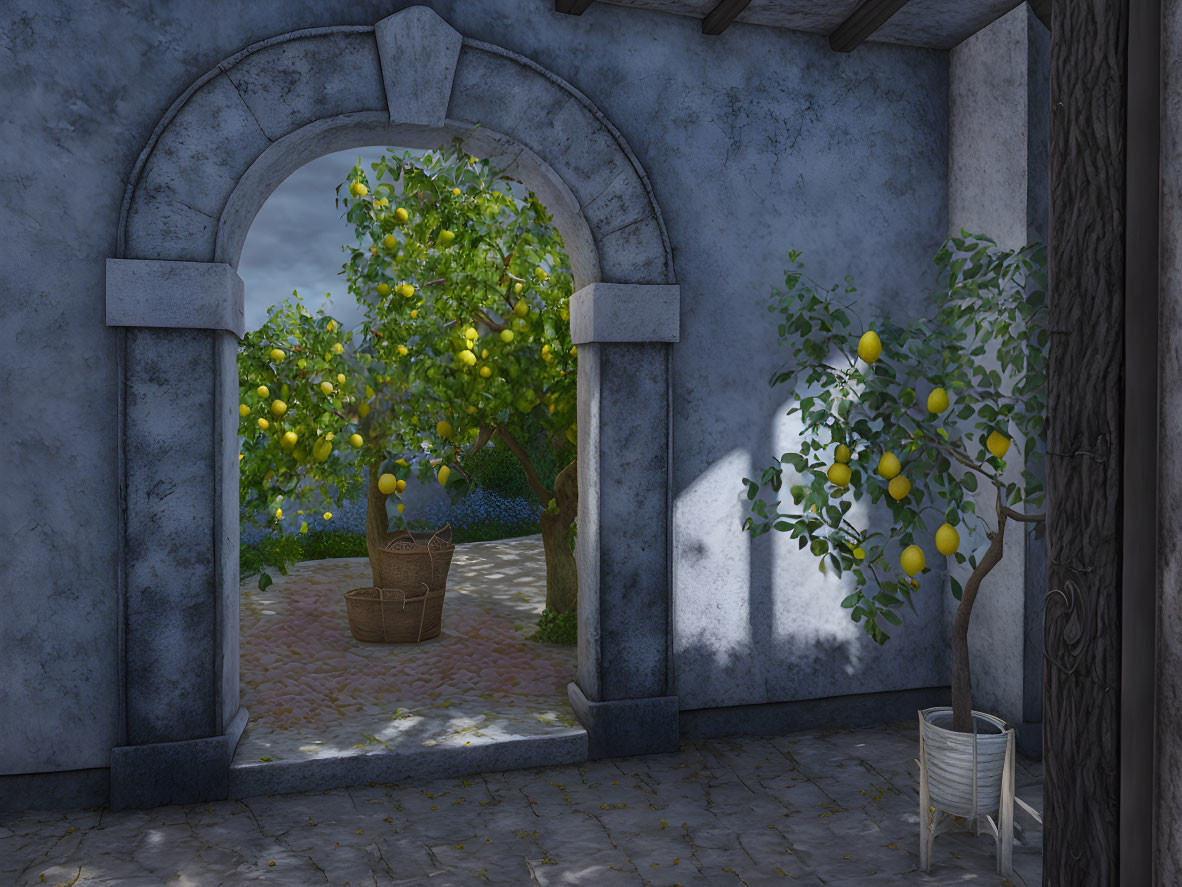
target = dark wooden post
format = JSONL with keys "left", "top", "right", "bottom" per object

{"left": 1043, "top": 0, "right": 1135, "bottom": 883}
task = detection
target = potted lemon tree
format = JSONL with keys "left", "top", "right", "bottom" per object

{"left": 742, "top": 232, "right": 1046, "bottom": 871}
{"left": 237, "top": 144, "right": 579, "bottom": 634}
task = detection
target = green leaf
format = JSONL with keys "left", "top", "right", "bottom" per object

{"left": 258, "top": 572, "right": 274, "bottom": 591}
{"left": 950, "top": 576, "right": 963, "bottom": 600}
{"left": 961, "top": 472, "right": 978, "bottom": 492}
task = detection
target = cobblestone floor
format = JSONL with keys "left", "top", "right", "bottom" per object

{"left": 2, "top": 721, "right": 1042, "bottom": 887}
{"left": 236, "top": 535, "right": 579, "bottom": 765}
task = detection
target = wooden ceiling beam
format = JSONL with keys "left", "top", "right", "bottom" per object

{"left": 828, "top": 0, "right": 912, "bottom": 52}
{"left": 555, "top": 0, "right": 595, "bottom": 15}
{"left": 702, "top": 0, "right": 752, "bottom": 35}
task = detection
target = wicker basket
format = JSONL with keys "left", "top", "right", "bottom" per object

{"left": 344, "top": 585, "right": 445, "bottom": 643}
{"left": 375, "top": 525, "right": 455, "bottom": 592}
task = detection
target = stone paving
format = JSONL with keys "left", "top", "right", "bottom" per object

{"left": 2, "top": 721, "right": 1042, "bottom": 886}
{"left": 236, "top": 535, "right": 580, "bottom": 766}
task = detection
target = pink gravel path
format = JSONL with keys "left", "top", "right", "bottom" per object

{"left": 235, "top": 534, "right": 579, "bottom": 764}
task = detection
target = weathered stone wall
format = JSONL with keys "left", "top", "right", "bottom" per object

{"left": 946, "top": 3, "right": 1049, "bottom": 752}
{"left": 1, "top": 0, "right": 949, "bottom": 779}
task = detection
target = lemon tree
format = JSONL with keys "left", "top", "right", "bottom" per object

{"left": 742, "top": 233, "right": 1047, "bottom": 733}
{"left": 239, "top": 144, "right": 579, "bottom": 614}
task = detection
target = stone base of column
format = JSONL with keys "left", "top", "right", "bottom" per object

{"left": 109, "top": 706, "right": 248, "bottom": 810}
{"left": 567, "top": 682, "right": 679, "bottom": 760}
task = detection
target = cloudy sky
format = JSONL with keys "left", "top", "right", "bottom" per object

{"left": 238, "top": 146, "right": 405, "bottom": 333}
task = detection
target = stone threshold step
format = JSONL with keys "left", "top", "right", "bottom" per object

{"left": 228, "top": 728, "right": 588, "bottom": 798}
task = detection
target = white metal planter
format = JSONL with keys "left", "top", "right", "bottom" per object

{"left": 915, "top": 705, "right": 1040, "bottom": 877}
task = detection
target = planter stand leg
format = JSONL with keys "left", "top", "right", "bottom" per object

{"left": 997, "top": 730, "right": 1016, "bottom": 877}
{"left": 917, "top": 712, "right": 932, "bottom": 872}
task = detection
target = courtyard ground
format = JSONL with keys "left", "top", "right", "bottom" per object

{"left": 2, "top": 537, "right": 1043, "bottom": 885}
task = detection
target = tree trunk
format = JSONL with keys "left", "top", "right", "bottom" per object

{"left": 365, "top": 462, "right": 396, "bottom": 587}
{"left": 539, "top": 459, "right": 578, "bottom": 614}
{"left": 949, "top": 512, "right": 1009, "bottom": 733}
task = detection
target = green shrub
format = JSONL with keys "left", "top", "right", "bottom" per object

{"left": 464, "top": 438, "right": 575, "bottom": 499}
{"left": 531, "top": 608, "right": 577, "bottom": 645}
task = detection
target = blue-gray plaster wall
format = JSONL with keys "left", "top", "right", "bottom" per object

{"left": 1, "top": 0, "right": 950, "bottom": 775}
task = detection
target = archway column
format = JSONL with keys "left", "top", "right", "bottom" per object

{"left": 105, "top": 259, "right": 247, "bottom": 809}
{"left": 567, "top": 282, "right": 681, "bottom": 759}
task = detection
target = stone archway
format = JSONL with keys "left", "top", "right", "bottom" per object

{"left": 104, "top": 6, "right": 679, "bottom": 809}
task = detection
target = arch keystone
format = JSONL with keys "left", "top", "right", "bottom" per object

{"left": 374, "top": 7, "right": 462, "bottom": 127}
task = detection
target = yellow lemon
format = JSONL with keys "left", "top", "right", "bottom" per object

{"left": 394, "top": 207, "right": 409, "bottom": 223}
{"left": 514, "top": 300, "right": 529, "bottom": 317}
{"left": 535, "top": 266, "right": 548, "bottom": 279}
{"left": 257, "top": 417, "right": 269, "bottom": 429}
{"left": 500, "top": 329, "right": 514, "bottom": 343}
{"left": 570, "top": 346, "right": 578, "bottom": 356}
{"left": 397, "top": 284, "right": 416, "bottom": 298}
{"left": 358, "top": 402, "right": 370, "bottom": 418}
{"left": 349, "top": 433, "right": 363, "bottom": 448}
{"left": 337, "top": 373, "right": 346, "bottom": 384}
{"left": 927, "top": 387, "right": 950, "bottom": 414}
{"left": 987, "top": 431, "right": 1011, "bottom": 458}
{"left": 452, "top": 188, "right": 461, "bottom": 195}
{"left": 877, "top": 452, "right": 901, "bottom": 480}
{"left": 257, "top": 385, "right": 270, "bottom": 398}
{"left": 270, "top": 400, "right": 287, "bottom": 416}
{"left": 834, "top": 444, "right": 851, "bottom": 463}
{"left": 327, "top": 320, "right": 336, "bottom": 332}
{"left": 333, "top": 342, "right": 344, "bottom": 354}
{"left": 560, "top": 307, "right": 569, "bottom": 322}
{"left": 397, "top": 503, "right": 405, "bottom": 513}
{"left": 365, "top": 385, "right": 375, "bottom": 399}
{"left": 853, "top": 546, "right": 866, "bottom": 560}
{"left": 935, "top": 523, "right": 960, "bottom": 556}
{"left": 397, "top": 345, "right": 409, "bottom": 356}
{"left": 888, "top": 475, "right": 912, "bottom": 501}
{"left": 349, "top": 181, "right": 367, "bottom": 197}
{"left": 514, "top": 282, "right": 524, "bottom": 293}
{"left": 383, "top": 234, "right": 397, "bottom": 249}
{"left": 437, "top": 420, "right": 453, "bottom": 439}
{"left": 313, "top": 439, "right": 332, "bottom": 462}
{"left": 481, "top": 348, "right": 489, "bottom": 359}
{"left": 376, "top": 282, "right": 390, "bottom": 296}
{"left": 239, "top": 403, "right": 251, "bottom": 417}
{"left": 323, "top": 512, "right": 332, "bottom": 520}
{"left": 270, "top": 348, "right": 285, "bottom": 362}
{"left": 238, "top": 454, "right": 244, "bottom": 461}
{"left": 320, "top": 381, "right": 334, "bottom": 395}
{"left": 857, "top": 330, "right": 882, "bottom": 363}
{"left": 438, "top": 229, "right": 455, "bottom": 246}
{"left": 900, "top": 545, "right": 925, "bottom": 576}
{"left": 378, "top": 473, "right": 398, "bottom": 495}
{"left": 458, "top": 350, "right": 477, "bottom": 366}
{"left": 281, "top": 431, "right": 298, "bottom": 448}
{"left": 410, "top": 309, "right": 418, "bottom": 318}
{"left": 437, "top": 465, "right": 451, "bottom": 486}
{"left": 396, "top": 479, "right": 406, "bottom": 493}
{"left": 479, "top": 365, "right": 492, "bottom": 378}
{"left": 827, "top": 463, "right": 851, "bottom": 487}
{"left": 395, "top": 458, "right": 408, "bottom": 467}
{"left": 325, "top": 433, "right": 333, "bottom": 441}
{"left": 464, "top": 327, "right": 478, "bottom": 340}
{"left": 275, "top": 508, "right": 283, "bottom": 520}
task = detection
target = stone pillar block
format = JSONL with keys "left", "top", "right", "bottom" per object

{"left": 106, "top": 259, "right": 244, "bottom": 338}
{"left": 573, "top": 340, "right": 677, "bottom": 757}
{"left": 569, "top": 283, "right": 680, "bottom": 344}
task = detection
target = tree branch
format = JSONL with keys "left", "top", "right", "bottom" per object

{"left": 492, "top": 426, "right": 553, "bottom": 504}
{"left": 1000, "top": 505, "right": 1046, "bottom": 523}
{"left": 466, "top": 425, "right": 495, "bottom": 459}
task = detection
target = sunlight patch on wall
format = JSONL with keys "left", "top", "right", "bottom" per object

{"left": 769, "top": 392, "right": 864, "bottom": 674}
{"left": 672, "top": 447, "right": 753, "bottom": 679}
